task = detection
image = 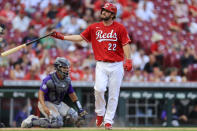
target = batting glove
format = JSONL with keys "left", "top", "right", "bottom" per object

{"left": 124, "top": 59, "right": 133, "bottom": 71}
{"left": 51, "top": 31, "right": 65, "bottom": 40}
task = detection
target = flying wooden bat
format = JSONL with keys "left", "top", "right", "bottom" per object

{"left": 1, "top": 32, "right": 53, "bottom": 57}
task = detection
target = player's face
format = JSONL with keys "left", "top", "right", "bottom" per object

{"left": 57, "top": 65, "right": 70, "bottom": 79}
{"left": 61, "top": 66, "right": 69, "bottom": 74}
{"left": 100, "top": 9, "right": 113, "bottom": 21}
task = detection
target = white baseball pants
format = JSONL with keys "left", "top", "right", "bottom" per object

{"left": 94, "top": 61, "right": 124, "bottom": 124}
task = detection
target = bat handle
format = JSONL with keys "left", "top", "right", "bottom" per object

{"left": 26, "top": 32, "right": 53, "bottom": 46}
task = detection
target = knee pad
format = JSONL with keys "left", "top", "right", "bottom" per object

{"left": 67, "top": 108, "right": 78, "bottom": 121}
{"left": 64, "top": 114, "right": 75, "bottom": 125}
{"left": 50, "top": 116, "right": 63, "bottom": 128}
{"left": 33, "top": 118, "right": 50, "bottom": 128}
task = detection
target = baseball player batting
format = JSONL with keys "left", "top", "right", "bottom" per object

{"left": 51, "top": 2, "right": 132, "bottom": 130}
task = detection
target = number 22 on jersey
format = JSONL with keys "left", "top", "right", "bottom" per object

{"left": 108, "top": 43, "right": 117, "bottom": 51}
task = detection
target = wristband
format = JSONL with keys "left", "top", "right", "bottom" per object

{"left": 74, "top": 100, "right": 82, "bottom": 111}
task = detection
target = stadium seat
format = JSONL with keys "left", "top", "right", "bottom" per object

{"left": 187, "top": 64, "right": 197, "bottom": 81}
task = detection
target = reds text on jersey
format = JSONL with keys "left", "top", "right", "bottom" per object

{"left": 80, "top": 21, "right": 131, "bottom": 62}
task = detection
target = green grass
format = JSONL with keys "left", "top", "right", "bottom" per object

{"left": 1, "top": 127, "right": 197, "bottom": 131}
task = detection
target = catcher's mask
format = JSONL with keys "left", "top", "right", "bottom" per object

{"left": 54, "top": 57, "right": 70, "bottom": 78}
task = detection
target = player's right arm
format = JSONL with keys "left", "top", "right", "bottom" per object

{"left": 51, "top": 31, "right": 83, "bottom": 42}
{"left": 38, "top": 90, "right": 50, "bottom": 116}
{"left": 51, "top": 25, "right": 92, "bottom": 43}
{"left": 39, "top": 76, "right": 51, "bottom": 116}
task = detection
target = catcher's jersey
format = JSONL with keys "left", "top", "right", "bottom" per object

{"left": 40, "top": 72, "right": 74, "bottom": 104}
{"left": 80, "top": 21, "right": 131, "bottom": 62}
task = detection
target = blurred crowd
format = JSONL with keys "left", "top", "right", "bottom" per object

{"left": 1, "top": 0, "right": 197, "bottom": 84}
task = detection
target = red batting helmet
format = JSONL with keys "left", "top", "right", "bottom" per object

{"left": 102, "top": 3, "right": 117, "bottom": 15}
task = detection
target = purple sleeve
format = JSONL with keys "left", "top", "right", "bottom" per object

{"left": 68, "top": 84, "right": 74, "bottom": 94}
{"left": 161, "top": 110, "right": 167, "bottom": 120}
{"left": 40, "top": 75, "right": 51, "bottom": 93}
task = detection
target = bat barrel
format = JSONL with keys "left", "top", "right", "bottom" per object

{"left": 0, "top": 32, "right": 53, "bottom": 57}
{"left": 1, "top": 44, "right": 26, "bottom": 56}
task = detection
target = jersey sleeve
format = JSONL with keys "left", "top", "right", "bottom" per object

{"left": 120, "top": 26, "right": 131, "bottom": 46}
{"left": 67, "top": 84, "right": 74, "bottom": 94}
{"left": 40, "top": 75, "right": 51, "bottom": 93}
{"left": 80, "top": 25, "right": 92, "bottom": 42}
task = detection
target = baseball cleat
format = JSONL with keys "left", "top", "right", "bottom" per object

{"left": 96, "top": 115, "right": 103, "bottom": 127}
{"left": 105, "top": 123, "right": 112, "bottom": 130}
{"left": 21, "top": 115, "right": 38, "bottom": 128}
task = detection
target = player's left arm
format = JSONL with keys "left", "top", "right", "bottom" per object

{"left": 123, "top": 44, "right": 131, "bottom": 59}
{"left": 68, "top": 83, "right": 88, "bottom": 118}
{"left": 69, "top": 92, "right": 88, "bottom": 118}
{"left": 123, "top": 43, "right": 133, "bottom": 71}
{"left": 120, "top": 24, "right": 133, "bottom": 71}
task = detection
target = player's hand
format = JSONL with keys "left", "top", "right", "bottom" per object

{"left": 51, "top": 31, "right": 65, "bottom": 40}
{"left": 43, "top": 106, "right": 50, "bottom": 116}
{"left": 78, "top": 109, "right": 88, "bottom": 119}
{"left": 124, "top": 59, "right": 132, "bottom": 71}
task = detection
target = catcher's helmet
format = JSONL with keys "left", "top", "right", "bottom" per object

{"left": 54, "top": 57, "right": 70, "bottom": 78}
{"left": 102, "top": 3, "right": 117, "bottom": 15}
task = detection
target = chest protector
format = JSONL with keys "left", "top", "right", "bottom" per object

{"left": 46, "top": 73, "right": 71, "bottom": 104}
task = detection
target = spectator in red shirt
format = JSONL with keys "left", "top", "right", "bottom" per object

{"left": 189, "top": 0, "right": 197, "bottom": 17}
{"left": 0, "top": 2, "right": 16, "bottom": 23}
{"left": 150, "top": 32, "right": 165, "bottom": 66}
{"left": 23, "top": 66, "right": 40, "bottom": 80}
{"left": 30, "top": 12, "right": 46, "bottom": 31}
{"left": 70, "top": 61, "right": 84, "bottom": 81}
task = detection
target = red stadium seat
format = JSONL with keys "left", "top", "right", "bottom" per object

{"left": 187, "top": 64, "right": 197, "bottom": 81}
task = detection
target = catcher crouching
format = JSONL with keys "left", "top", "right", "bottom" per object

{"left": 21, "top": 57, "right": 87, "bottom": 128}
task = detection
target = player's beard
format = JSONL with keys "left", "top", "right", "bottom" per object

{"left": 100, "top": 15, "right": 111, "bottom": 21}
{"left": 100, "top": 11, "right": 112, "bottom": 21}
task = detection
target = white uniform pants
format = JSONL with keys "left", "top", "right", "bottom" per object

{"left": 38, "top": 101, "right": 70, "bottom": 119}
{"left": 94, "top": 61, "right": 124, "bottom": 124}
